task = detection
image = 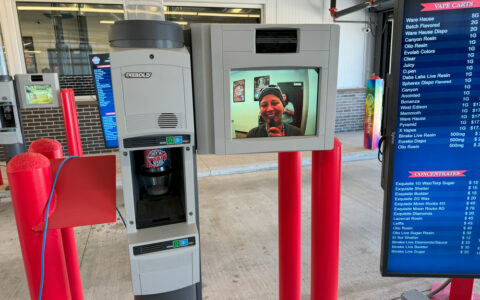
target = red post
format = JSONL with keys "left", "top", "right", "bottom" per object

{"left": 29, "top": 138, "right": 84, "bottom": 300}
{"left": 60, "top": 89, "right": 83, "bottom": 156}
{"left": 29, "top": 138, "right": 64, "bottom": 159}
{"left": 7, "top": 153, "right": 71, "bottom": 300}
{"left": 449, "top": 278, "right": 474, "bottom": 300}
{"left": 278, "top": 151, "right": 302, "bottom": 300}
{"left": 311, "top": 138, "right": 342, "bottom": 300}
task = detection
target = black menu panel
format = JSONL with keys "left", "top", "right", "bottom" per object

{"left": 382, "top": 0, "right": 480, "bottom": 277}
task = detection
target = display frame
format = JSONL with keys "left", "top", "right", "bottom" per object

{"left": 223, "top": 64, "right": 328, "bottom": 154}
{"left": 191, "top": 23, "right": 340, "bottom": 155}
{"left": 380, "top": 0, "right": 480, "bottom": 278}
{"left": 89, "top": 53, "right": 119, "bottom": 148}
{"left": 229, "top": 67, "right": 320, "bottom": 139}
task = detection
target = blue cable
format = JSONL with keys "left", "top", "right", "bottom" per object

{"left": 116, "top": 207, "right": 126, "bottom": 228}
{"left": 38, "top": 156, "right": 79, "bottom": 300}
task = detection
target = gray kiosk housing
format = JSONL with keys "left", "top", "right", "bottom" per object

{"left": 109, "top": 21, "right": 200, "bottom": 299}
{"left": 14, "top": 73, "right": 60, "bottom": 109}
{"left": 191, "top": 24, "right": 340, "bottom": 155}
{"left": 0, "top": 76, "right": 24, "bottom": 159}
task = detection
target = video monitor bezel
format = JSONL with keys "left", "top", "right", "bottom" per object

{"left": 229, "top": 67, "right": 320, "bottom": 140}
{"left": 218, "top": 61, "right": 332, "bottom": 155}
{"left": 380, "top": 0, "right": 480, "bottom": 278}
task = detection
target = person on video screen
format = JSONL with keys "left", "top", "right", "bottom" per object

{"left": 247, "top": 85, "right": 301, "bottom": 138}
{"left": 282, "top": 93, "right": 295, "bottom": 125}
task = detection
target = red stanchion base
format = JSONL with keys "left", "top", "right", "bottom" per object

{"left": 430, "top": 281, "right": 480, "bottom": 300}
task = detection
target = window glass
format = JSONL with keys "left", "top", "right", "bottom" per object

{"left": 0, "top": 25, "right": 8, "bottom": 75}
{"left": 16, "top": 3, "right": 260, "bottom": 96}
{"left": 17, "top": 2, "right": 124, "bottom": 75}
{"left": 164, "top": 6, "right": 261, "bottom": 28}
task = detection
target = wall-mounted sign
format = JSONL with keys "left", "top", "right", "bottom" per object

{"left": 381, "top": 0, "right": 480, "bottom": 277}
{"left": 90, "top": 54, "right": 118, "bottom": 148}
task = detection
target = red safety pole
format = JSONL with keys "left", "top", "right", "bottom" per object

{"left": 61, "top": 89, "right": 83, "bottom": 156}
{"left": 29, "top": 138, "right": 84, "bottom": 300}
{"left": 7, "top": 153, "right": 71, "bottom": 300}
{"left": 311, "top": 137, "right": 342, "bottom": 300}
{"left": 449, "top": 278, "right": 474, "bottom": 300}
{"left": 278, "top": 151, "right": 302, "bottom": 300}
{"left": 29, "top": 138, "right": 64, "bottom": 159}
{"left": 58, "top": 89, "right": 85, "bottom": 300}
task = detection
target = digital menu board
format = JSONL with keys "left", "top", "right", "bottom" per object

{"left": 90, "top": 54, "right": 118, "bottom": 148}
{"left": 382, "top": 0, "right": 480, "bottom": 277}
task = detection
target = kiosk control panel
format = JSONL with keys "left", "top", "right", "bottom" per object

{"left": 381, "top": 0, "right": 480, "bottom": 277}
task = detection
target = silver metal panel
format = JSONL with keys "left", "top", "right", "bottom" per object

{"left": 111, "top": 48, "right": 194, "bottom": 141}
{"left": 324, "top": 25, "right": 341, "bottom": 150}
{"left": 191, "top": 24, "right": 215, "bottom": 154}
{"left": 222, "top": 30, "right": 254, "bottom": 52}
{"left": 128, "top": 223, "right": 200, "bottom": 295}
{"left": 299, "top": 29, "right": 331, "bottom": 51}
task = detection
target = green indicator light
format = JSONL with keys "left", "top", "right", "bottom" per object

{"left": 173, "top": 240, "right": 180, "bottom": 248}
{"left": 166, "top": 137, "right": 174, "bottom": 144}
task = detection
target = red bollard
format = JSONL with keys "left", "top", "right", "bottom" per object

{"left": 450, "top": 278, "right": 474, "bottom": 300}
{"left": 7, "top": 153, "right": 71, "bottom": 300}
{"left": 311, "top": 138, "right": 342, "bottom": 300}
{"left": 29, "top": 138, "right": 84, "bottom": 300}
{"left": 29, "top": 139, "right": 64, "bottom": 159}
{"left": 278, "top": 151, "right": 302, "bottom": 300}
{"left": 60, "top": 89, "right": 85, "bottom": 300}
{"left": 60, "top": 89, "right": 83, "bottom": 156}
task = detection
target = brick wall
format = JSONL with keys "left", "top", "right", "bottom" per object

{"left": 59, "top": 75, "right": 96, "bottom": 96}
{"left": 0, "top": 103, "right": 117, "bottom": 160}
{"left": 335, "top": 88, "right": 366, "bottom": 132}
{"left": 0, "top": 88, "right": 366, "bottom": 161}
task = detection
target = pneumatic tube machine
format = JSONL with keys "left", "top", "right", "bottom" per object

{"left": 109, "top": 20, "right": 201, "bottom": 299}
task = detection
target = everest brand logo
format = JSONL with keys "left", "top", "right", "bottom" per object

{"left": 124, "top": 72, "right": 152, "bottom": 79}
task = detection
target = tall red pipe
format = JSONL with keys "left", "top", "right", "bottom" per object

{"left": 449, "top": 278, "right": 474, "bottom": 300}
{"left": 59, "top": 89, "right": 85, "bottom": 300}
{"left": 278, "top": 151, "right": 302, "bottom": 300}
{"left": 7, "top": 153, "right": 71, "bottom": 300}
{"left": 61, "top": 89, "right": 83, "bottom": 156}
{"left": 311, "top": 138, "right": 342, "bottom": 300}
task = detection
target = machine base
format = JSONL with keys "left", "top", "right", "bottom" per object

{"left": 134, "top": 283, "right": 200, "bottom": 300}
{"left": 430, "top": 281, "right": 480, "bottom": 300}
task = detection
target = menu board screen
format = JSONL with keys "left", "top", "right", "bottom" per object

{"left": 90, "top": 54, "right": 118, "bottom": 148}
{"left": 383, "top": 0, "right": 480, "bottom": 276}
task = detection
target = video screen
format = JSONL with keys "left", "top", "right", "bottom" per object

{"left": 230, "top": 69, "right": 319, "bottom": 139}
{"left": 25, "top": 85, "right": 53, "bottom": 105}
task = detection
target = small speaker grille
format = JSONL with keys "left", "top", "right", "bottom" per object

{"left": 158, "top": 113, "right": 179, "bottom": 128}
